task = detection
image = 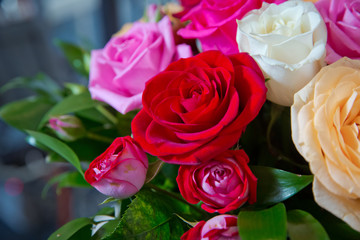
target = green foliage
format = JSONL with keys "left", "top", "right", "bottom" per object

{"left": 145, "top": 159, "right": 164, "bottom": 183}
{"left": 238, "top": 203, "right": 287, "bottom": 240}
{"left": 55, "top": 40, "right": 91, "bottom": 77}
{"left": 26, "top": 130, "right": 83, "bottom": 175}
{"left": 38, "top": 91, "right": 98, "bottom": 128}
{"left": 287, "top": 210, "right": 329, "bottom": 240}
{"left": 0, "top": 97, "right": 53, "bottom": 130}
{"left": 251, "top": 166, "right": 313, "bottom": 206}
{"left": 42, "top": 171, "right": 91, "bottom": 198}
{"left": 48, "top": 217, "right": 92, "bottom": 240}
{"left": 76, "top": 108, "right": 111, "bottom": 125}
{"left": 287, "top": 199, "right": 360, "bottom": 240}
{"left": 102, "top": 189, "right": 196, "bottom": 240}
{"left": 0, "top": 73, "right": 61, "bottom": 100}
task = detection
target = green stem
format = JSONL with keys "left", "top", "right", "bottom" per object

{"left": 96, "top": 105, "right": 118, "bottom": 125}
{"left": 114, "top": 200, "right": 122, "bottom": 219}
{"left": 86, "top": 132, "right": 114, "bottom": 143}
{"left": 146, "top": 184, "right": 205, "bottom": 216}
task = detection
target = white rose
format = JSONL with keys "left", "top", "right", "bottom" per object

{"left": 236, "top": 0, "right": 327, "bottom": 106}
{"left": 291, "top": 57, "right": 360, "bottom": 232}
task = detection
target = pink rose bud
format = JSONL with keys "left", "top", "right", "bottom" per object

{"left": 181, "top": 215, "right": 240, "bottom": 240}
{"left": 48, "top": 115, "right": 86, "bottom": 142}
{"left": 84, "top": 136, "right": 148, "bottom": 199}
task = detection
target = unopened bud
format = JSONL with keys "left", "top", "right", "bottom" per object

{"left": 48, "top": 115, "right": 86, "bottom": 141}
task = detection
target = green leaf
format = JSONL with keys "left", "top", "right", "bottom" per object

{"left": 238, "top": 203, "right": 287, "bottom": 240}
{"left": 67, "top": 138, "right": 109, "bottom": 162}
{"left": 169, "top": 217, "right": 187, "bottom": 240}
{"left": 45, "top": 152, "right": 67, "bottom": 163}
{"left": 76, "top": 108, "right": 111, "bottom": 124}
{"left": 289, "top": 199, "right": 360, "bottom": 240}
{"left": 251, "top": 166, "right": 313, "bottom": 206}
{"left": 145, "top": 160, "right": 164, "bottom": 183}
{"left": 104, "top": 189, "right": 192, "bottom": 239}
{"left": 26, "top": 130, "right": 83, "bottom": 175}
{"left": 0, "top": 73, "right": 61, "bottom": 99}
{"left": 91, "top": 218, "right": 121, "bottom": 240}
{"left": 99, "top": 197, "right": 118, "bottom": 206}
{"left": 64, "top": 83, "right": 88, "bottom": 95}
{"left": 42, "top": 171, "right": 91, "bottom": 197}
{"left": 38, "top": 91, "right": 97, "bottom": 128}
{"left": 55, "top": 40, "right": 90, "bottom": 77}
{"left": 0, "top": 97, "right": 53, "bottom": 130}
{"left": 287, "top": 210, "right": 329, "bottom": 240}
{"left": 48, "top": 217, "right": 92, "bottom": 240}
{"left": 57, "top": 171, "right": 91, "bottom": 189}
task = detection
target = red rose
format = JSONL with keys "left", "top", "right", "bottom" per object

{"left": 181, "top": 215, "right": 239, "bottom": 240}
{"left": 131, "top": 50, "right": 266, "bottom": 164}
{"left": 84, "top": 136, "right": 148, "bottom": 199}
{"left": 177, "top": 150, "right": 257, "bottom": 213}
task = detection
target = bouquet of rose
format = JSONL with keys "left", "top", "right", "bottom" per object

{"left": 1, "top": 0, "right": 360, "bottom": 239}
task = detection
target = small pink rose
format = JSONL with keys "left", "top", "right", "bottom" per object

{"left": 181, "top": 215, "right": 240, "bottom": 240}
{"left": 177, "top": 150, "right": 257, "bottom": 213}
{"left": 316, "top": 0, "right": 360, "bottom": 63}
{"left": 84, "top": 136, "right": 148, "bottom": 199}
{"left": 89, "top": 16, "right": 192, "bottom": 114}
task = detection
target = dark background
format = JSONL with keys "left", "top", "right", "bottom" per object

{"left": 0, "top": 0, "right": 174, "bottom": 239}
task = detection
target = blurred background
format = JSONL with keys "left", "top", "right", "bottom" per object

{"left": 0, "top": 0, "right": 174, "bottom": 239}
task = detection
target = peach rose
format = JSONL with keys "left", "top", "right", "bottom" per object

{"left": 291, "top": 57, "right": 360, "bottom": 232}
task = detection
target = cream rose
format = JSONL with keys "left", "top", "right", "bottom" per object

{"left": 236, "top": 0, "right": 327, "bottom": 106}
{"left": 291, "top": 58, "right": 360, "bottom": 232}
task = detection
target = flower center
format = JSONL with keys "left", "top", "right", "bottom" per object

{"left": 210, "top": 165, "right": 233, "bottom": 188}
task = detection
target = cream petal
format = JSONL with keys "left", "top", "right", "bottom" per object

{"left": 314, "top": 178, "right": 360, "bottom": 232}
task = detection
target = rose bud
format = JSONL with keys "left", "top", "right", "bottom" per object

{"left": 181, "top": 215, "right": 240, "bottom": 240}
{"left": 84, "top": 136, "right": 148, "bottom": 199}
{"left": 177, "top": 150, "right": 257, "bottom": 213}
{"left": 48, "top": 115, "right": 86, "bottom": 142}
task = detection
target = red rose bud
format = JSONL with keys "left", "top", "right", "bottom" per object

{"left": 177, "top": 150, "right": 257, "bottom": 213}
{"left": 132, "top": 50, "right": 266, "bottom": 165}
{"left": 48, "top": 115, "right": 86, "bottom": 142}
{"left": 181, "top": 215, "right": 240, "bottom": 240}
{"left": 84, "top": 136, "right": 148, "bottom": 199}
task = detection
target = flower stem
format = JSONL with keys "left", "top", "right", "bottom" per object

{"left": 96, "top": 105, "right": 119, "bottom": 125}
{"left": 114, "top": 200, "right": 122, "bottom": 219}
{"left": 86, "top": 132, "right": 114, "bottom": 144}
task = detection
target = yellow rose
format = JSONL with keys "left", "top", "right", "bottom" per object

{"left": 291, "top": 57, "right": 360, "bottom": 232}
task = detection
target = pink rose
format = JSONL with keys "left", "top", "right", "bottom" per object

{"left": 89, "top": 16, "right": 192, "bottom": 114}
{"left": 176, "top": 150, "right": 257, "bottom": 213}
{"left": 177, "top": 0, "right": 285, "bottom": 55}
{"left": 84, "top": 136, "right": 148, "bottom": 199}
{"left": 316, "top": 0, "right": 360, "bottom": 63}
{"left": 181, "top": 215, "right": 240, "bottom": 240}
{"left": 180, "top": 0, "right": 201, "bottom": 9}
